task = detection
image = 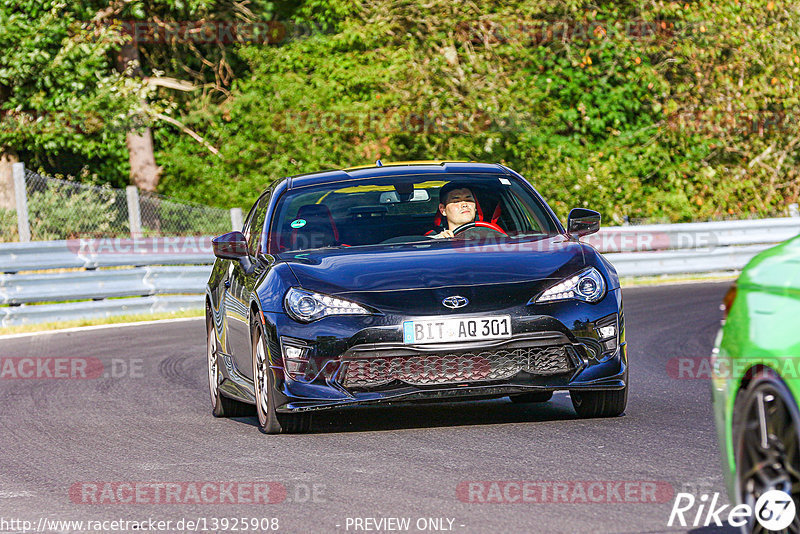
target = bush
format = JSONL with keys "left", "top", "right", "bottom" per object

{"left": 26, "top": 183, "right": 125, "bottom": 240}
{"left": 157, "top": 0, "right": 800, "bottom": 224}
{"left": 142, "top": 196, "right": 232, "bottom": 236}
{"left": 0, "top": 207, "right": 17, "bottom": 242}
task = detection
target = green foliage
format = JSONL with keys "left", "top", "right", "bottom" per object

{"left": 0, "top": 0, "right": 278, "bottom": 184}
{"left": 144, "top": 198, "right": 232, "bottom": 235}
{"left": 26, "top": 183, "right": 124, "bottom": 240}
{"left": 0, "top": 207, "right": 17, "bottom": 242}
{"left": 156, "top": 0, "right": 800, "bottom": 223}
{"left": 4, "top": 0, "right": 800, "bottom": 224}
{"left": 0, "top": 1, "right": 139, "bottom": 182}
{"left": 20, "top": 180, "right": 229, "bottom": 239}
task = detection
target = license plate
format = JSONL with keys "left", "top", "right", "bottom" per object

{"left": 403, "top": 315, "right": 512, "bottom": 344}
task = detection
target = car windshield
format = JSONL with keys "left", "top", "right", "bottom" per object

{"left": 268, "top": 173, "right": 560, "bottom": 253}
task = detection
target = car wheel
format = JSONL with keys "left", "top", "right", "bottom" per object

{"left": 251, "top": 317, "right": 312, "bottom": 434}
{"left": 571, "top": 371, "right": 628, "bottom": 418}
{"left": 733, "top": 368, "right": 800, "bottom": 531}
{"left": 509, "top": 391, "right": 553, "bottom": 404}
{"left": 207, "top": 311, "right": 251, "bottom": 417}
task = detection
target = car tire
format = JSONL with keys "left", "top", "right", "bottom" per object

{"left": 207, "top": 311, "right": 251, "bottom": 418}
{"left": 251, "top": 316, "right": 312, "bottom": 434}
{"left": 509, "top": 391, "right": 553, "bottom": 404}
{"left": 571, "top": 371, "right": 628, "bottom": 418}
{"left": 732, "top": 368, "right": 800, "bottom": 530}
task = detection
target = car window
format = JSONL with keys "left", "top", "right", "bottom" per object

{"left": 247, "top": 193, "right": 270, "bottom": 255}
{"left": 240, "top": 203, "right": 256, "bottom": 247}
{"left": 269, "top": 173, "right": 559, "bottom": 253}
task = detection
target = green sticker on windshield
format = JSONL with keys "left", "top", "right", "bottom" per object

{"left": 290, "top": 219, "right": 306, "bottom": 229}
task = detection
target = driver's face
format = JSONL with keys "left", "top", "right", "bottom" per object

{"left": 439, "top": 188, "right": 476, "bottom": 230}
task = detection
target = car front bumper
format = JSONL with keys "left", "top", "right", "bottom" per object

{"left": 262, "top": 288, "right": 627, "bottom": 413}
{"left": 277, "top": 345, "right": 627, "bottom": 413}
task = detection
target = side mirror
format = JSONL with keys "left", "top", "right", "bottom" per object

{"left": 212, "top": 231, "right": 249, "bottom": 260}
{"left": 567, "top": 208, "right": 601, "bottom": 237}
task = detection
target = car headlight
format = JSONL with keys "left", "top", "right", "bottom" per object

{"left": 284, "top": 287, "right": 371, "bottom": 322}
{"left": 533, "top": 267, "right": 606, "bottom": 304}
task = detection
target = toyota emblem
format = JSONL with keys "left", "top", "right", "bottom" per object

{"left": 442, "top": 295, "right": 469, "bottom": 309}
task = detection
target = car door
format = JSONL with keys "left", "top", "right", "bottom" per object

{"left": 226, "top": 192, "right": 271, "bottom": 378}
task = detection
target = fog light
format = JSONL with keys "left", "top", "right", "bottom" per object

{"left": 594, "top": 315, "right": 619, "bottom": 354}
{"left": 285, "top": 360, "right": 307, "bottom": 376}
{"left": 598, "top": 325, "right": 616, "bottom": 339}
{"left": 284, "top": 345, "right": 305, "bottom": 359}
{"left": 280, "top": 337, "right": 310, "bottom": 380}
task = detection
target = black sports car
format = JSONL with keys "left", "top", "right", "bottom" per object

{"left": 206, "top": 161, "right": 627, "bottom": 433}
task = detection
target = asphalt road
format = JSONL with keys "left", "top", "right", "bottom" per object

{"left": 0, "top": 282, "right": 736, "bottom": 534}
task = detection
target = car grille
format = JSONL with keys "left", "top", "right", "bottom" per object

{"left": 341, "top": 345, "right": 575, "bottom": 389}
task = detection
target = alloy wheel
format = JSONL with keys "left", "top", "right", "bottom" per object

{"left": 736, "top": 374, "right": 800, "bottom": 533}
{"left": 207, "top": 315, "right": 221, "bottom": 408}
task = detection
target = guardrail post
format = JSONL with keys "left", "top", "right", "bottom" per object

{"left": 126, "top": 185, "right": 142, "bottom": 237}
{"left": 230, "top": 207, "right": 243, "bottom": 231}
{"left": 12, "top": 162, "right": 30, "bottom": 242}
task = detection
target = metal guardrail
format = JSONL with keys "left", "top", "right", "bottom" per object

{"left": 0, "top": 266, "right": 211, "bottom": 305}
{"left": 0, "top": 238, "right": 214, "bottom": 273}
{"left": 0, "top": 295, "right": 203, "bottom": 326}
{"left": 586, "top": 216, "right": 800, "bottom": 252}
{"left": 0, "top": 236, "right": 215, "bottom": 326}
{"left": 0, "top": 217, "right": 797, "bottom": 327}
{"left": 604, "top": 244, "right": 774, "bottom": 277}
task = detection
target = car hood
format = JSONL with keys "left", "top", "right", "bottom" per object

{"left": 278, "top": 236, "right": 587, "bottom": 313}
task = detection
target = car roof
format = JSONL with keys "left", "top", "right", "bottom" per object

{"left": 288, "top": 161, "right": 511, "bottom": 190}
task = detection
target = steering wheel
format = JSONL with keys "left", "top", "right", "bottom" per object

{"left": 452, "top": 221, "right": 508, "bottom": 237}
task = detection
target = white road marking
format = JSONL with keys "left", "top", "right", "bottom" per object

{"left": 0, "top": 490, "right": 34, "bottom": 498}
{"left": 0, "top": 317, "right": 203, "bottom": 340}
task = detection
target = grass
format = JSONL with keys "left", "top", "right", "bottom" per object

{"left": 621, "top": 272, "right": 738, "bottom": 287}
{"left": 0, "top": 308, "right": 203, "bottom": 335}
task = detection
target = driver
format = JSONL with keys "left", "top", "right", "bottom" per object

{"left": 429, "top": 182, "right": 477, "bottom": 239}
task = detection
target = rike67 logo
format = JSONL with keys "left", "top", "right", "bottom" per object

{"left": 668, "top": 490, "right": 796, "bottom": 531}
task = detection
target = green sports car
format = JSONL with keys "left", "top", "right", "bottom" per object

{"left": 712, "top": 234, "right": 800, "bottom": 530}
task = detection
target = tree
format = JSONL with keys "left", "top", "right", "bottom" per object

{"left": 0, "top": 0, "right": 276, "bottom": 191}
{"left": 0, "top": 1, "right": 139, "bottom": 189}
